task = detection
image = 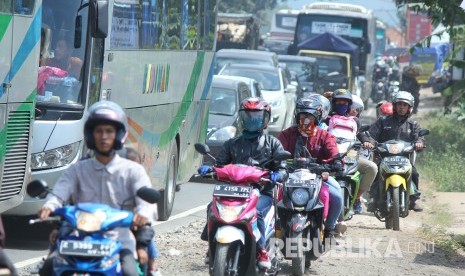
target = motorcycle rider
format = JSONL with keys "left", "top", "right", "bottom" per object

{"left": 348, "top": 95, "right": 379, "bottom": 214}
{"left": 360, "top": 91, "right": 425, "bottom": 212}
{"left": 199, "top": 97, "right": 288, "bottom": 269}
{"left": 37, "top": 101, "right": 157, "bottom": 276}
{"left": 400, "top": 65, "right": 420, "bottom": 114}
{"left": 278, "top": 97, "right": 343, "bottom": 243}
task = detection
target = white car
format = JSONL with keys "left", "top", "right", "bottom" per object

{"left": 219, "top": 64, "right": 296, "bottom": 134}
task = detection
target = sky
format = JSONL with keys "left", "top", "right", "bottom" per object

{"left": 282, "top": 0, "right": 400, "bottom": 27}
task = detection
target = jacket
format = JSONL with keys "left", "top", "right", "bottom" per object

{"left": 358, "top": 115, "right": 425, "bottom": 145}
{"left": 216, "top": 133, "right": 287, "bottom": 196}
{"left": 278, "top": 126, "right": 339, "bottom": 163}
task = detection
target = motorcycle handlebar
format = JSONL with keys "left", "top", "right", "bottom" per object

{"left": 29, "top": 216, "right": 61, "bottom": 225}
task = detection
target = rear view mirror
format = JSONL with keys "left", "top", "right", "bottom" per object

{"left": 89, "top": 0, "right": 109, "bottom": 38}
{"left": 27, "top": 180, "right": 49, "bottom": 199}
{"left": 136, "top": 187, "right": 160, "bottom": 204}
{"left": 195, "top": 143, "right": 211, "bottom": 155}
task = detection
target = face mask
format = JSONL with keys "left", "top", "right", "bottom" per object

{"left": 334, "top": 104, "right": 349, "bottom": 115}
{"left": 298, "top": 117, "right": 316, "bottom": 137}
{"left": 243, "top": 117, "right": 263, "bottom": 132}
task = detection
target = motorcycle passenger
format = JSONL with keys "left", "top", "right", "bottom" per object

{"left": 360, "top": 91, "right": 425, "bottom": 212}
{"left": 400, "top": 65, "right": 420, "bottom": 114}
{"left": 199, "top": 97, "right": 288, "bottom": 269}
{"left": 37, "top": 101, "right": 157, "bottom": 276}
{"left": 348, "top": 95, "right": 379, "bottom": 214}
{"left": 278, "top": 97, "right": 343, "bottom": 243}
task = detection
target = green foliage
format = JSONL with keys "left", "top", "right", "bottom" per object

{"left": 416, "top": 114, "right": 465, "bottom": 192}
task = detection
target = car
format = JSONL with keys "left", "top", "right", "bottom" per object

{"left": 214, "top": 49, "right": 279, "bottom": 74}
{"left": 204, "top": 76, "right": 253, "bottom": 163}
{"left": 263, "top": 39, "right": 292, "bottom": 55}
{"left": 277, "top": 54, "right": 319, "bottom": 96}
{"left": 213, "top": 75, "right": 262, "bottom": 98}
{"left": 218, "top": 63, "right": 296, "bottom": 135}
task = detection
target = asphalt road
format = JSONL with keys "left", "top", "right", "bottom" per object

{"left": 3, "top": 180, "right": 215, "bottom": 272}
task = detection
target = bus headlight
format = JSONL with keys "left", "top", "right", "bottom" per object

{"left": 208, "top": 126, "right": 237, "bottom": 141}
{"left": 31, "top": 141, "right": 80, "bottom": 170}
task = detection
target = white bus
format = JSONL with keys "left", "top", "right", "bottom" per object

{"left": 5, "top": 0, "right": 217, "bottom": 221}
{"left": 269, "top": 9, "right": 299, "bottom": 42}
{"left": 293, "top": 2, "right": 377, "bottom": 104}
{"left": 0, "top": 1, "right": 36, "bottom": 213}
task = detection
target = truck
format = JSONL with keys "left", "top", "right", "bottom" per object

{"left": 294, "top": 32, "right": 362, "bottom": 96}
{"left": 410, "top": 43, "right": 449, "bottom": 86}
{"left": 406, "top": 8, "right": 432, "bottom": 46}
{"left": 216, "top": 13, "right": 260, "bottom": 51}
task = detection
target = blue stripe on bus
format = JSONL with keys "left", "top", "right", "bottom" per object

{"left": 0, "top": 6, "right": 41, "bottom": 99}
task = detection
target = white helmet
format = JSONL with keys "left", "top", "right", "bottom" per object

{"left": 351, "top": 94, "right": 364, "bottom": 117}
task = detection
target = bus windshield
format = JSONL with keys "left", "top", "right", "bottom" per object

{"left": 37, "top": 0, "right": 89, "bottom": 107}
{"left": 296, "top": 14, "right": 367, "bottom": 44}
{"left": 310, "top": 55, "right": 348, "bottom": 77}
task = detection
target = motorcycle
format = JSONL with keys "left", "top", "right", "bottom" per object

{"left": 26, "top": 180, "right": 160, "bottom": 276}
{"left": 334, "top": 138, "right": 362, "bottom": 221}
{"left": 195, "top": 143, "right": 291, "bottom": 276}
{"left": 387, "top": 80, "right": 400, "bottom": 101}
{"left": 277, "top": 157, "right": 330, "bottom": 276}
{"left": 372, "top": 129, "right": 429, "bottom": 231}
{"left": 372, "top": 77, "right": 387, "bottom": 103}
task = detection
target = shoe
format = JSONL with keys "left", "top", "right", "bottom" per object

{"left": 324, "top": 229, "right": 339, "bottom": 246}
{"left": 257, "top": 248, "right": 271, "bottom": 269}
{"left": 354, "top": 199, "right": 363, "bottom": 214}
{"left": 409, "top": 201, "right": 423, "bottom": 212}
{"left": 150, "top": 269, "right": 163, "bottom": 276}
{"left": 334, "top": 221, "right": 347, "bottom": 235}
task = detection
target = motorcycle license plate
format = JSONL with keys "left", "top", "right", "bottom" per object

{"left": 383, "top": 156, "right": 408, "bottom": 164}
{"left": 286, "top": 179, "right": 316, "bottom": 187}
{"left": 59, "top": 240, "right": 113, "bottom": 257}
{"left": 213, "top": 184, "right": 251, "bottom": 198}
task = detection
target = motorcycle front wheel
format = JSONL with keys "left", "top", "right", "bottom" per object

{"left": 291, "top": 231, "right": 306, "bottom": 276}
{"left": 212, "top": 242, "right": 241, "bottom": 276}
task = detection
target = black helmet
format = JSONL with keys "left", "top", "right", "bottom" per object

{"left": 84, "top": 101, "right": 128, "bottom": 150}
{"left": 239, "top": 97, "right": 271, "bottom": 132}
{"left": 294, "top": 97, "right": 324, "bottom": 125}
{"left": 331, "top": 88, "right": 353, "bottom": 112}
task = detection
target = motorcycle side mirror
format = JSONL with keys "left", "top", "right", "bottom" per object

{"left": 194, "top": 143, "right": 210, "bottom": 155}
{"left": 136, "top": 187, "right": 161, "bottom": 204}
{"left": 419, "top": 129, "right": 430, "bottom": 137}
{"left": 27, "top": 179, "right": 50, "bottom": 199}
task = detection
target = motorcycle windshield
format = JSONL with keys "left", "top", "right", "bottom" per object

{"left": 214, "top": 164, "right": 269, "bottom": 185}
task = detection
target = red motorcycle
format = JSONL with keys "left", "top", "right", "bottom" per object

{"left": 195, "top": 143, "right": 291, "bottom": 276}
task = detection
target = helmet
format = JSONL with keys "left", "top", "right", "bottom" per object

{"left": 377, "top": 101, "right": 393, "bottom": 117}
{"left": 331, "top": 88, "right": 353, "bottom": 114}
{"left": 308, "top": 93, "right": 330, "bottom": 120}
{"left": 239, "top": 97, "right": 271, "bottom": 132}
{"left": 84, "top": 101, "right": 128, "bottom": 150}
{"left": 294, "top": 97, "right": 324, "bottom": 125}
{"left": 351, "top": 94, "right": 364, "bottom": 117}
{"left": 392, "top": 91, "right": 414, "bottom": 115}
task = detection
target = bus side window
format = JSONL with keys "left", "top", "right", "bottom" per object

{"left": 14, "top": 0, "right": 34, "bottom": 15}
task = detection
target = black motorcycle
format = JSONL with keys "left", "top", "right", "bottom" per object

{"left": 277, "top": 157, "right": 331, "bottom": 276}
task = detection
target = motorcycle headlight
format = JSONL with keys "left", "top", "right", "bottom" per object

{"left": 269, "top": 97, "right": 283, "bottom": 108}
{"left": 76, "top": 210, "right": 107, "bottom": 232}
{"left": 31, "top": 141, "right": 81, "bottom": 170}
{"left": 208, "top": 126, "right": 237, "bottom": 141}
{"left": 291, "top": 188, "right": 310, "bottom": 206}
{"left": 387, "top": 143, "right": 404, "bottom": 154}
{"left": 377, "top": 82, "right": 384, "bottom": 88}
{"left": 216, "top": 202, "right": 246, "bottom": 223}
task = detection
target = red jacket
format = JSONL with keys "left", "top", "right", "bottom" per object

{"left": 278, "top": 126, "right": 339, "bottom": 163}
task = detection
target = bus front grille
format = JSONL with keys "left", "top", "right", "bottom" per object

{"left": 0, "top": 110, "right": 31, "bottom": 202}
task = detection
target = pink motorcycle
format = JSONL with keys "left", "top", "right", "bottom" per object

{"left": 195, "top": 143, "right": 291, "bottom": 276}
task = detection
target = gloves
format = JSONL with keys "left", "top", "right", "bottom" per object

{"left": 331, "top": 160, "right": 344, "bottom": 172}
{"left": 270, "top": 171, "right": 284, "bottom": 184}
{"left": 198, "top": 165, "right": 213, "bottom": 176}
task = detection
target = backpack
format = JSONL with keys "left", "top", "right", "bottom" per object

{"left": 328, "top": 114, "right": 358, "bottom": 140}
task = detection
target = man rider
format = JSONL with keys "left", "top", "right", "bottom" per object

{"left": 38, "top": 101, "right": 157, "bottom": 276}
{"left": 359, "top": 91, "right": 425, "bottom": 212}
{"left": 278, "top": 97, "right": 343, "bottom": 242}
{"left": 199, "top": 97, "right": 288, "bottom": 269}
